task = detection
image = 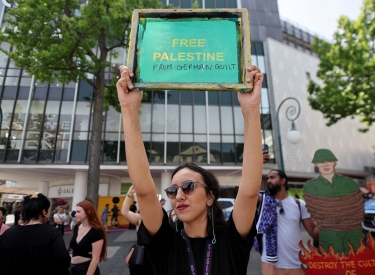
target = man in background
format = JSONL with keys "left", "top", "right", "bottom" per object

{"left": 101, "top": 204, "right": 110, "bottom": 231}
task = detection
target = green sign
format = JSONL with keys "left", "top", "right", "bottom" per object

{"left": 120, "top": 183, "right": 132, "bottom": 195}
{"left": 137, "top": 19, "right": 240, "bottom": 83}
{"left": 127, "top": 9, "right": 252, "bottom": 92}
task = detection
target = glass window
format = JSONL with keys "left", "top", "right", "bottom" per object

{"left": 70, "top": 140, "right": 88, "bottom": 161}
{"left": 2, "top": 87, "right": 17, "bottom": 98}
{"left": 232, "top": 92, "right": 239, "bottom": 106}
{"left": 228, "top": 0, "right": 237, "bottom": 8}
{"left": 167, "top": 142, "right": 180, "bottom": 163}
{"left": 9, "top": 130, "right": 22, "bottom": 149}
{"left": 63, "top": 88, "right": 75, "bottom": 101}
{"left": 38, "top": 150, "right": 53, "bottom": 162}
{"left": 262, "top": 74, "right": 268, "bottom": 88}
{"left": 5, "top": 149, "right": 18, "bottom": 161}
{"left": 180, "top": 142, "right": 194, "bottom": 163}
{"left": 208, "top": 91, "right": 219, "bottom": 105}
{"left": 34, "top": 87, "right": 48, "bottom": 100}
{"left": 40, "top": 101, "right": 60, "bottom": 150}
{"left": 236, "top": 142, "right": 244, "bottom": 162}
{"left": 216, "top": 0, "right": 225, "bottom": 8}
{"left": 222, "top": 143, "right": 235, "bottom": 162}
{"left": 167, "top": 90, "right": 179, "bottom": 104}
{"left": 193, "top": 105, "right": 206, "bottom": 134}
{"left": 194, "top": 134, "right": 206, "bottom": 142}
{"left": 103, "top": 141, "right": 118, "bottom": 162}
{"left": 209, "top": 143, "right": 221, "bottom": 163}
{"left": 74, "top": 101, "right": 91, "bottom": 132}
{"left": 151, "top": 104, "right": 165, "bottom": 133}
{"left": 261, "top": 114, "right": 272, "bottom": 130}
{"left": 58, "top": 101, "right": 73, "bottom": 147}
{"left": 152, "top": 91, "right": 165, "bottom": 104}
{"left": 105, "top": 107, "right": 120, "bottom": 132}
{"left": 48, "top": 88, "right": 63, "bottom": 100}
{"left": 54, "top": 149, "right": 68, "bottom": 162}
{"left": 194, "top": 91, "right": 205, "bottom": 105}
{"left": 180, "top": 105, "right": 192, "bottom": 133}
{"left": 208, "top": 105, "right": 220, "bottom": 134}
{"left": 18, "top": 87, "right": 30, "bottom": 99}
{"left": 4, "top": 76, "right": 19, "bottom": 86}
{"left": 167, "top": 104, "right": 179, "bottom": 134}
{"left": 149, "top": 142, "right": 164, "bottom": 163}
{"left": 119, "top": 141, "right": 126, "bottom": 162}
{"left": 220, "top": 106, "right": 234, "bottom": 134}
{"left": 0, "top": 50, "right": 8, "bottom": 68}
{"left": 181, "top": 91, "right": 192, "bottom": 105}
{"left": 261, "top": 88, "right": 269, "bottom": 109}
{"left": 140, "top": 103, "right": 152, "bottom": 133}
{"left": 77, "top": 80, "right": 93, "bottom": 101}
{"left": 233, "top": 106, "right": 244, "bottom": 135}
{"left": 20, "top": 77, "right": 32, "bottom": 87}
{"left": 205, "top": 0, "right": 214, "bottom": 8}
{"left": 193, "top": 142, "right": 208, "bottom": 163}
{"left": 220, "top": 91, "right": 232, "bottom": 106}
{"left": 257, "top": 56, "right": 266, "bottom": 73}
{"left": 255, "top": 43, "right": 264, "bottom": 55}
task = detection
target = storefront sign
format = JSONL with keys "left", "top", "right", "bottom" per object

{"left": 127, "top": 9, "right": 252, "bottom": 92}
{"left": 49, "top": 185, "right": 74, "bottom": 198}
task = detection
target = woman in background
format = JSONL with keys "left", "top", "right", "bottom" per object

{"left": 0, "top": 207, "right": 9, "bottom": 235}
{"left": 0, "top": 193, "right": 70, "bottom": 274}
{"left": 121, "top": 185, "right": 142, "bottom": 230}
{"left": 69, "top": 200, "right": 107, "bottom": 275}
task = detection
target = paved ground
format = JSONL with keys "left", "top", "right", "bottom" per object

{"left": 62, "top": 227, "right": 313, "bottom": 275}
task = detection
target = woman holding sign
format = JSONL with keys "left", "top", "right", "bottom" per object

{"left": 117, "top": 65, "right": 263, "bottom": 275}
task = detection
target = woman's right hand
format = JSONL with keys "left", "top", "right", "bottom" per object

{"left": 128, "top": 185, "right": 135, "bottom": 196}
{"left": 116, "top": 65, "right": 143, "bottom": 110}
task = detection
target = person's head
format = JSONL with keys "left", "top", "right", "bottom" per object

{"left": 0, "top": 207, "right": 6, "bottom": 220}
{"left": 312, "top": 149, "right": 337, "bottom": 176}
{"left": 105, "top": 204, "right": 109, "bottom": 209}
{"left": 267, "top": 169, "right": 289, "bottom": 195}
{"left": 76, "top": 200, "right": 107, "bottom": 261}
{"left": 168, "top": 162, "right": 225, "bottom": 236}
{"left": 159, "top": 198, "right": 166, "bottom": 206}
{"left": 21, "top": 193, "right": 50, "bottom": 224}
{"left": 57, "top": 206, "right": 64, "bottom": 214}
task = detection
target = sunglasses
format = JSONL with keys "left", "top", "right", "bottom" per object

{"left": 164, "top": 180, "right": 207, "bottom": 199}
{"left": 277, "top": 201, "right": 285, "bottom": 214}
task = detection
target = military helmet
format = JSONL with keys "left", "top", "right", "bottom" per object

{"left": 312, "top": 149, "right": 338, "bottom": 163}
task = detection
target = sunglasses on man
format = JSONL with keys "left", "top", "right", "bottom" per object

{"left": 164, "top": 180, "right": 207, "bottom": 199}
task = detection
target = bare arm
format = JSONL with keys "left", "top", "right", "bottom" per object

{"left": 87, "top": 240, "right": 103, "bottom": 275}
{"left": 232, "top": 66, "right": 263, "bottom": 238}
{"left": 121, "top": 186, "right": 141, "bottom": 227}
{"left": 302, "top": 218, "right": 320, "bottom": 240}
{"left": 117, "top": 67, "right": 163, "bottom": 236}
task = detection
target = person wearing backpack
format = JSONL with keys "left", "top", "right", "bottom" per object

{"left": 254, "top": 169, "right": 319, "bottom": 275}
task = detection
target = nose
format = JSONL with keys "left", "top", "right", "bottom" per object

{"left": 175, "top": 186, "right": 185, "bottom": 200}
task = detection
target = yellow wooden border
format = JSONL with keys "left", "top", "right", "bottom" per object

{"left": 127, "top": 9, "right": 252, "bottom": 92}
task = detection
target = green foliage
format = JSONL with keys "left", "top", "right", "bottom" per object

{"left": 308, "top": 0, "right": 375, "bottom": 132}
{"left": 0, "top": 0, "right": 163, "bottom": 86}
{"left": 192, "top": 0, "right": 199, "bottom": 9}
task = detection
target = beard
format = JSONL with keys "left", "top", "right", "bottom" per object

{"left": 267, "top": 182, "right": 282, "bottom": 195}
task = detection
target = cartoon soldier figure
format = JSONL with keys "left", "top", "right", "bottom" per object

{"left": 304, "top": 149, "right": 364, "bottom": 256}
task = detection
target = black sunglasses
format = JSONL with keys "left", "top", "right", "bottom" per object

{"left": 164, "top": 180, "right": 207, "bottom": 199}
{"left": 277, "top": 201, "right": 285, "bottom": 214}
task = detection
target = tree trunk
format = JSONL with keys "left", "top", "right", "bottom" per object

{"left": 87, "top": 68, "right": 106, "bottom": 207}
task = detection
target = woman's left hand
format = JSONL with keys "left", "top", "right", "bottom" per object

{"left": 238, "top": 65, "right": 263, "bottom": 109}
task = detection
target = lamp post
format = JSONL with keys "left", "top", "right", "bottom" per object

{"left": 276, "top": 97, "right": 302, "bottom": 171}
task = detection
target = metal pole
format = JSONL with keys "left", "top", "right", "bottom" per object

{"left": 276, "top": 97, "right": 301, "bottom": 172}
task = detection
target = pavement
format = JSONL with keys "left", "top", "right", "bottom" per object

{"left": 61, "top": 227, "right": 313, "bottom": 275}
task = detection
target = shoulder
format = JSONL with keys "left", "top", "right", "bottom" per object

{"left": 90, "top": 227, "right": 104, "bottom": 240}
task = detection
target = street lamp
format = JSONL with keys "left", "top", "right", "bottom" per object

{"left": 276, "top": 97, "right": 302, "bottom": 171}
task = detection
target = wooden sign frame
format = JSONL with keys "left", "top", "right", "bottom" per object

{"left": 127, "top": 9, "right": 252, "bottom": 92}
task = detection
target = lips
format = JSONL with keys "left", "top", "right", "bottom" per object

{"left": 177, "top": 204, "right": 188, "bottom": 210}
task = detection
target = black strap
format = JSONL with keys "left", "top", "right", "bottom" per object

{"left": 181, "top": 229, "right": 213, "bottom": 275}
{"left": 294, "top": 198, "right": 302, "bottom": 224}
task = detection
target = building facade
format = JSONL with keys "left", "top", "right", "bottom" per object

{"left": 0, "top": 0, "right": 374, "bottom": 212}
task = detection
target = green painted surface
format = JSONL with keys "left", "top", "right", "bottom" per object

{"left": 136, "top": 18, "right": 241, "bottom": 83}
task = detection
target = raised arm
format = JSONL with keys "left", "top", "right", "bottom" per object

{"left": 121, "top": 186, "right": 141, "bottom": 227}
{"left": 232, "top": 65, "right": 263, "bottom": 238}
{"left": 117, "top": 66, "right": 163, "bottom": 235}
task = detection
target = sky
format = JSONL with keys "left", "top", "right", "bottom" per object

{"left": 278, "top": 0, "right": 364, "bottom": 41}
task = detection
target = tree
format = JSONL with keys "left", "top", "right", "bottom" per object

{"left": 307, "top": 0, "right": 375, "bottom": 132}
{"left": 0, "top": 0, "right": 164, "bottom": 206}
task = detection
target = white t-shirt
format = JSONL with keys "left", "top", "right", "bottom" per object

{"left": 53, "top": 212, "right": 67, "bottom": 225}
{"left": 261, "top": 196, "right": 310, "bottom": 269}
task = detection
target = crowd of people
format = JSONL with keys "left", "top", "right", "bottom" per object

{"left": 0, "top": 63, "right": 364, "bottom": 275}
